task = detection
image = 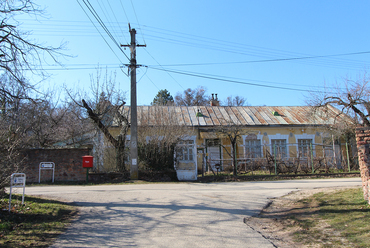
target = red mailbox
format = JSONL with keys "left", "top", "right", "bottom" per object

{"left": 82, "top": 156, "right": 93, "bottom": 168}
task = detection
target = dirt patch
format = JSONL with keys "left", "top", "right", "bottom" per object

{"left": 244, "top": 187, "right": 357, "bottom": 248}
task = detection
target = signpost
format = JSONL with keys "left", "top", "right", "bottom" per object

{"left": 39, "top": 162, "right": 55, "bottom": 183}
{"left": 9, "top": 173, "right": 26, "bottom": 212}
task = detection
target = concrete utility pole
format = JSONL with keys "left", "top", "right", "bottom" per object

{"left": 121, "top": 25, "right": 146, "bottom": 180}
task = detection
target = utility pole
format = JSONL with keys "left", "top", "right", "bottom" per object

{"left": 121, "top": 25, "right": 146, "bottom": 180}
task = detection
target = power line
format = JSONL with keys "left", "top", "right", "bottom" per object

{"left": 144, "top": 49, "right": 185, "bottom": 90}
{"left": 155, "top": 68, "right": 321, "bottom": 89}
{"left": 18, "top": 9, "right": 370, "bottom": 94}
{"left": 96, "top": 0, "right": 125, "bottom": 44}
{"left": 76, "top": 0, "right": 126, "bottom": 64}
{"left": 106, "top": 0, "right": 128, "bottom": 44}
{"left": 21, "top": 59, "right": 342, "bottom": 92}
{"left": 137, "top": 25, "right": 370, "bottom": 70}
{"left": 84, "top": 0, "right": 128, "bottom": 57}
{"left": 20, "top": 63, "right": 334, "bottom": 91}
{"left": 147, "top": 51, "right": 370, "bottom": 67}
{"left": 119, "top": 0, "right": 131, "bottom": 24}
{"left": 20, "top": 18, "right": 370, "bottom": 70}
{"left": 142, "top": 35, "right": 369, "bottom": 70}
{"left": 130, "top": 0, "right": 146, "bottom": 45}
{"left": 144, "top": 74, "right": 160, "bottom": 91}
{"left": 23, "top": 66, "right": 122, "bottom": 71}
{"left": 78, "top": 0, "right": 130, "bottom": 62}
{"left": 147, "top": 66, "right": 333, "bottom": 94}
{"left": 96, "top": 0, "right": 112, "bottom": 26}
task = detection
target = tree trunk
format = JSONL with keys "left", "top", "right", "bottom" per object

{"left": 116, "top": 134, "right": 127, "bottom": 172}
{"left": 232, "top": 141, "right": 237, "bottom": 176}
{"left": 82, "top": 99, "right": 118, "bottom": 147}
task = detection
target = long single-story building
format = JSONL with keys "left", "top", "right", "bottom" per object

{"left": 109, "top": 101, "right": 352, "bottom": 180}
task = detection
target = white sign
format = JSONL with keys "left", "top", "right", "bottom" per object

{"left": 11, "top": 173, "right": 26, "bottom": 187}
{"left": 9, "top": 173, "right": 26, "bottom": 212}
{"left": 39, "top": 162, "right": 55, "bottom": 183}
{"left": 13, "top": 177, "right": 24, "bottom": 184}
{"left": 132, "top": 159, "right": 137, "bottom": 166}
{"left": 41, "top": 163, "right": 53, "bottom": 168}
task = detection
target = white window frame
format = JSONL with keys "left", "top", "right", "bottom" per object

{"left": 295, "top": 134, "right": 315, "bottom": 157}
{"left": 176, "top": 136, "right": 196, "bottom": 162}
{"left": 242, "top": 134, "right": 263, "bottom": 158}
{"left": 269, "top": 134, "right": 289, "bottom": 158}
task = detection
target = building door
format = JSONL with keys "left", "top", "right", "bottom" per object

{"left": 206, "top": 139, "right": 221, "bottom": 171}
{"left": 175, "top": 139, "right": 197, "bottom": 180}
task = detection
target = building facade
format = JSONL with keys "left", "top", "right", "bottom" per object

{"left": 110, "top": 104, "right": 352, "bottom": 180}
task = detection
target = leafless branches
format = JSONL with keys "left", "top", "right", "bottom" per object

{"left": 308, "top": 73, "right": 370, "bottom": 128}
{"left": 224, "top": 95, "right": 248, "bottom": 106}
{"left": 67, "top": 68, "right": 129, "bottom": 172}
{"left": 0, "top": 1, "right": 70, "bottom": 194}
{"left": 214, "top": 120, "right": 253, "bottom": 176}
{"left": 175, "top": 86, "right": 210, "bottom": 106}
{"left": 0, "top": 1, "right": 66, "bottom": 101}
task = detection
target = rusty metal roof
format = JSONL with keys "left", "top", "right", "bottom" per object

{"left": 118, "top": 105, "right": 347, "bottom": 127}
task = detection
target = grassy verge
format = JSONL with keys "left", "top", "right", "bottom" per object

{"left": 0, "top": 194, "right": 77, "bottom": 248}
{"left": 290, "top": 188, "right": 370, "bottom": 247}
{"left": 197, "top": 172, "right": 360, "bottom": 183}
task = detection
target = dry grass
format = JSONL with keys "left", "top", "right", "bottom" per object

{"left": 0, "top": 194, "right": 77, "bottom": 248}
{"left": 246, "top": 187, "right": 370, "bottom": 248}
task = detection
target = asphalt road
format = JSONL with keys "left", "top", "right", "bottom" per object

{"left": 24, "top": 178, "right": 361, "bottom": 248}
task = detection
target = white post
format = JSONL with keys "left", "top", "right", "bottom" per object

{"left": 39, "top": 162, "right": 55, "bottom": 183}
{"left": 9, "top": 173, "right": 26, "bottom": 212}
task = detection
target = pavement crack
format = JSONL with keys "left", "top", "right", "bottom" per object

{"left": 243, "top": 215, "right": 278, "bottom": 248}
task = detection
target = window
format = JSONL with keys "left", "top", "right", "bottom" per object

{"left": 206, "top": 139, "right": 220, "bottom": 147}
{"left": 176, "top": 140, "right": 194, "bottom": 161}
{"left": 245, "top": 139, "right": 262, "bottom": 158}
{"left": 298, "top": 139, "right": 312, "bottom": 157}
{"left": 271, "top": 139, "right": 287, "bottom": 158}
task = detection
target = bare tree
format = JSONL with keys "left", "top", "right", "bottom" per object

{"left": 0, "top": 124, "right": 23, "bottom": 196}
{"left": 307, "top": 75, "right": 362, "bottom": 166}
{"left": 224, "top": 95, "right": 248, "bottom": 106}
{"left": 215, "top": 122, "right": 252, "bottom": 176}
{"left": 0, "top": 1, "right": 67, "bottom": 195}
{"left": 308, "top": 73, "right": 370, "bottom": 199}
{"left": 68, "top": 69, "right": 129, "bottom": 172}
{"left": 175, "top": 86, "right": 210, "bottom": 106}
{"left": 308, "top": 75, "right": 368, "bottom": 126}
{"left": 0, "top": 1, "right": 65, "bottom": 101}
{"left": 82, "top": 99, "right": 129, "bottom": 172}
{"left": 0, "top": 81, "right": 78, "bottom": 195}
{"left": 0, "top": 78, "right": 90, "bottom": 149}
{"left": 57, "top": 100, "right": 95, "bottom": 148}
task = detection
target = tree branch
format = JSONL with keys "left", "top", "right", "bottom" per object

{"left": 82, "top": 99, "right": 118, "bottom": 147}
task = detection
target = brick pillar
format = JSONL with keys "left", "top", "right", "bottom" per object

{"left": 356, "top": 126, "right": 370, "bottom": 203}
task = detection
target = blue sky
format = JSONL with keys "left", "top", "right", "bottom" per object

{"left": 19, "top": 0, "right": 370, "bottom": 106}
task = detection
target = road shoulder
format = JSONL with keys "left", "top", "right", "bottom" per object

{"left": 244, "top": 187, "right": 357, "bottom": 248}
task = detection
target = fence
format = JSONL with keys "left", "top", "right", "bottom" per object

{"left": 207, "top": 142, "right": 358, "bottom": 175}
